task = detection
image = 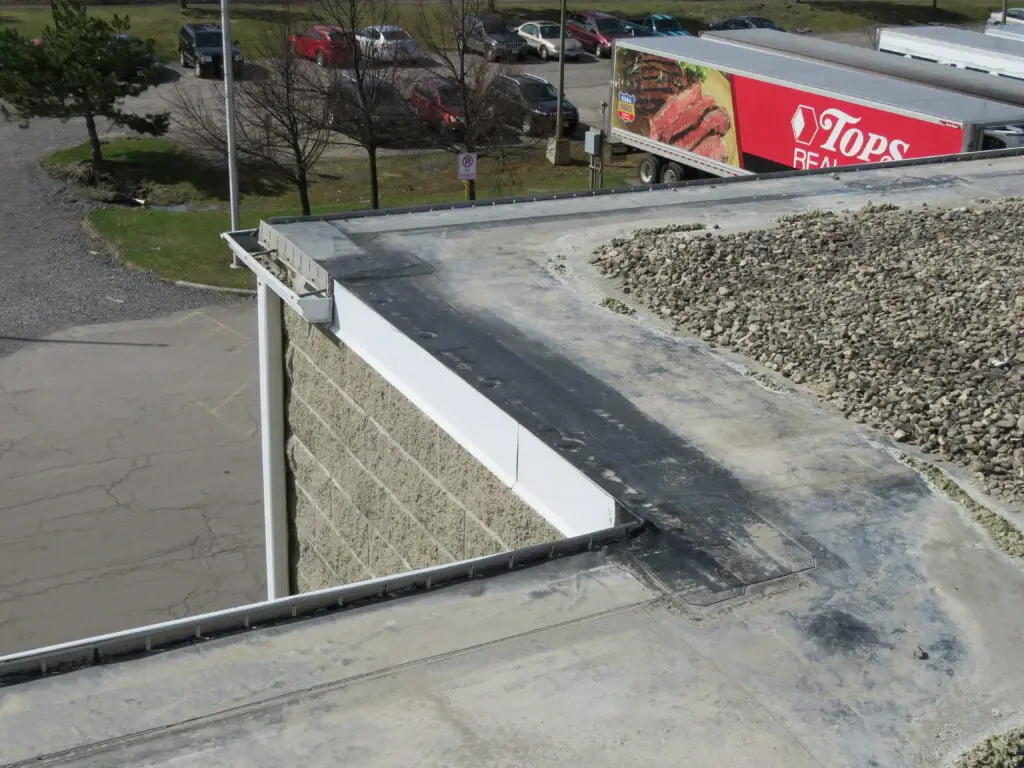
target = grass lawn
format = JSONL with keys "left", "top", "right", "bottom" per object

{"left": 50, "top": 136, "right": 638, "bottom": 289}
{"left": 0, "top": 0, "right": 1002, "bottom": 60}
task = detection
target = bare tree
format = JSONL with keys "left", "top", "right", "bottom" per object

{"left": 314, "top": 0, "right": 417, "bottom": 209}
{"left": 410, "top": 0, "right": 517, "bottom": 200}
{"left": 170, "top": 17, "right": 332, "bottom": 215}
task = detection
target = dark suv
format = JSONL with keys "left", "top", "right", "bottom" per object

{"left": 461, "top": 13, "right": 528, "bottom": 61}
{"left": 178, "top": 23, "right": 244, "bottom": 79}
{"left": 494, "top": 73, "right": 578, "bottom": 137}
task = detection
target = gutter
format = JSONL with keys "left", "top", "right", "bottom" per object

{"left": 0, "top": 517, "right": 642, "bottom": 685}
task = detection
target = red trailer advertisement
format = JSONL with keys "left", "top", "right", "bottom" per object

{"left": 611, "top": 48, "right": 967, "bottom": 173}
{"left": 729, "top": 76, "right": 965, "bottom": 170}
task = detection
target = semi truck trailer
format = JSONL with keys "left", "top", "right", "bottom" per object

{"left": 876, "top": 26, "right": 1024, "bottom": 79}
{"left": 701, "top": 28, "right": 1024, "bottom": 148}
{"left": 609, "top": 36, "right": 1024, "bottom": 183}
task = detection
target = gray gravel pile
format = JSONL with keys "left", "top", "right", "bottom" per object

{"left": 591, "top": 202, "right": 1024, "bottom": 506}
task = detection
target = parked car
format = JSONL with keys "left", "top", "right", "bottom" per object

{"left": 988, "top": 7, "right": 1024, "bottom": 24}
{"left": 493, "top": 72, "right": 578, "bottom": 136}
{"left": 355, "top": 25, "right": 420, "bottom": 64}
{"left": 178, "top": 23, "right": 244, "bottom": 79}
{"left": 628, "top": 15, "right": 692, "bottom": 37}
{"left": 461, "top": 13, "right": 528, "bottom": 61}
{"left": 289, "top": 25, "right": 352, "bottom": 67}
{"left": 327, "top": 71, "right": 419, "bottom": 144}
{"left": 408, "top": 76, "right": 465, "bottom": 132}
{"left": 705, "top": 16, "right": 785, "bottom": 31}
{"left": 566, "top": 11, "right": 634, "bottom": 58}
{"left": 515, "top": 21, "right": 584, "bottom": 60}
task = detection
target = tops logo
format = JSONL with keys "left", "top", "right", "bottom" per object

{"left": 791, "top": 105, "right": 910, "bottom": 162}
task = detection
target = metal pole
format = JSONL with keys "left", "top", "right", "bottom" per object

{"left": 1002, "top": 0, "right": 1008, "bottom": 25}
{"left": 554, "top": 0, "right": 567, "bottom": 140}
{"left": 221, "top": 0, "right": 242, "bottom": 267}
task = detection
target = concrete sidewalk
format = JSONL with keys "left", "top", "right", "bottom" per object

{"left": 0, "top": 304, "right": 265, "bottom": 655}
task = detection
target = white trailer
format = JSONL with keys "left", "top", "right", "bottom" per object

{"left": 608, "top": 36, "right": 1024, "bottom": 183}
{"left": 702, "top": 28, "right": 1024, "bottom": 147}
{"left": 876, "top": 26, "right": 1024, "bottom": 80}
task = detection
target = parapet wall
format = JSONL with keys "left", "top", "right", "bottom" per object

{"left": 282, "top": 305, "right": 561, "bottom": 592}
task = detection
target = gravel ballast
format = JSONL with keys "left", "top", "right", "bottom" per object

{"left": 591, "top": 201, "right": 1024, "bottom": 512}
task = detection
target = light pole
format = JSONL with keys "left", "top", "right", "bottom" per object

{"left": 547, "top": 0, "right": 570, "bottom": 165}
{"left": 221, "top": 0, "right": 242, "bottom": 267}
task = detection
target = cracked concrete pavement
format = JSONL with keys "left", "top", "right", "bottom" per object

{"left": 0, "top": 305, "right": 264, "bottom": 655}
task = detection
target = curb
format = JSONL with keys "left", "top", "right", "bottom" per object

{"left": 173, "top": 280, "right": 256, "bottom": 296}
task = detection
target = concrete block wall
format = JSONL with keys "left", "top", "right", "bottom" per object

{"left": 282, "top": 306, "right": 562, "bottom": 593}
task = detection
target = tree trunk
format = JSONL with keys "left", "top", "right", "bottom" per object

{"left": 367, "top": 145, "right": 380, "bottom": 210}
{"left": 297, "top": 166, "right": 311, "bottom": 216}
{"left": 466, "top": 178, "right": 476, "bottom": 201}
{"left": 84, "top": 113, "right": 103, "bottom": 165}
{"left": 180, "top": 0, "right": 188, "bottom": 10}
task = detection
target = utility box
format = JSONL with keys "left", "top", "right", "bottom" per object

{"left": 585, "top": 128, "right": 603, "bottom": 157}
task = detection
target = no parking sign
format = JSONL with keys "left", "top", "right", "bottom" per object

{"left": 457, "top": 152, "right": 477, "bottom": 181}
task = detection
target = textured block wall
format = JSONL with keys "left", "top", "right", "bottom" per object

{"left": 282, "top": 306, "right": 561, "bottom": 593}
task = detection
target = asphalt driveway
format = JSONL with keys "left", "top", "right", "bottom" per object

{"left": 0, "top": 116, "right": 264, "bottom": 655}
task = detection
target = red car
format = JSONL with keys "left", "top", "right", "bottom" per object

{"left": 566, "top": 11, "right": 633, "bottom": 58}
{"left": 408, "top": 77, "right": 466, "bottom": 132}
{"left": 289, "top": 25, "right": 352, "bottom": 67}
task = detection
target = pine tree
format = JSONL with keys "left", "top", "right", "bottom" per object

{"left": 0, "top": 0, "right": 169, "bottom": 164}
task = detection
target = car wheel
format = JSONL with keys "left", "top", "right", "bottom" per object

{"left": 598, "top": 43, "right": 610, "bottom": 58}
{"left": 660, "top": 162, "right": 685, "bottom": 183}
{"left": 194, "top": 60, "right": 203, "bottom": 78}
{"left": 638, "top": 155, "right": 661, "bottom": 184}
{"left": 540, "top": 45, "right": 549, "bottom": 60}
{"left": 316, "top": 50, "right": 325, "bottom": 66}
{"left": 521, "top": 114, "right": 535, "bottom": 136}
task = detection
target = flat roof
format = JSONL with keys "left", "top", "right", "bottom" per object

{"left": 620, "top": 35, "right": 1024, "bottom": 125}
{"left": 6, "top": 157, "right": 1024, "bottom": 765}
{"left": 702, "top": 28, "right": 1024, "bottom": 105}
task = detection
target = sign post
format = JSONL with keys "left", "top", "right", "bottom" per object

{"left": 458, "top": 152, "right": 477, "bottom": 201}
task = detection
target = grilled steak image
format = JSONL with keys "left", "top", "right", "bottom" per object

{"left": 648, "top": 81, "right": 731, "bottom": 162}
{"left": 634, "top": 56, "right": 684, "bottom": 115}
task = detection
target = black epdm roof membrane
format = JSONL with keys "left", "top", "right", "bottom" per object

{"left": 327, "top": 227, "right": 830, "bottom": 606}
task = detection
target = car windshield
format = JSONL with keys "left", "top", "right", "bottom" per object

{"left": 483, "top": 20, "right": 511, "bottom": 33}
{"left": 596, "top": 18, "right": 623, "bottom": 32}
{"left": 656, "top": 17, "right": 684, "bottom": 30}
{"left": 438, "top": 86, "right": 463, "bottom": 108}
{"left": 327, "top": 31, "right": 347, "bottom": 43}
{"left": 195, "top": 31, "right": 222, "bottom": 47}
{"left": 383, "top": 29, "right": 411, "bottom": 41}
{"left": 520, "top": 81, "right": 558, "bottom": 100}
{"left": 749, "top": 17, "right": 781, "bottom": 28}
{"left": 538, "top": 25, "right": 560, "bottom": 38}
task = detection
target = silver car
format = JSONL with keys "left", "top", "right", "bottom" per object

{"left": 516, "top": 21, "right": 584, "bottom": 60}
{"left": 355, "top": 25, "right": 420, "bottom": 64}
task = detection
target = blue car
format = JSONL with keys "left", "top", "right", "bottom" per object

{"left": 628, "top": 14, "right": 692, "bottom": 37}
